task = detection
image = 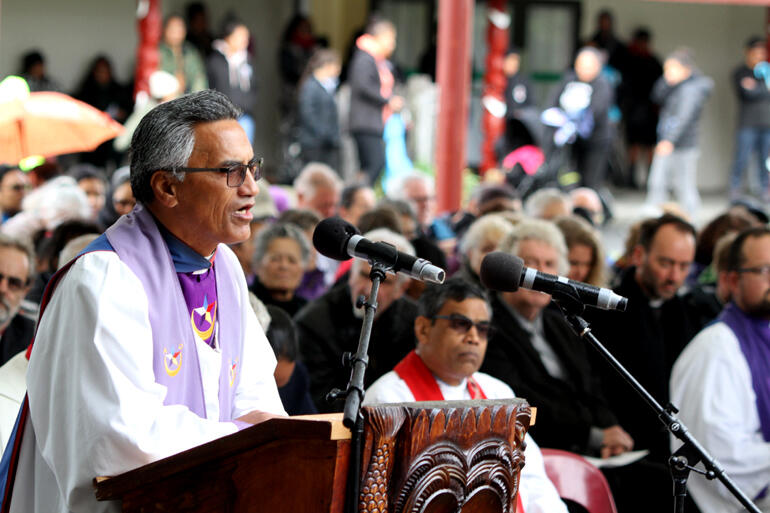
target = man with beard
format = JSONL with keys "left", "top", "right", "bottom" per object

{"left": 0, "top": 235, "right": 34, "bottom": 367}
{"left": 671, "top": 227, "right": 770, "bottom": 513}
{"left": 590, "top": 213, "right": 698, "bottom": 464}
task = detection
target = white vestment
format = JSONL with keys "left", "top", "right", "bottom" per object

{"left": 671, "top": 321, "right": 770, "bottom": 513}
{"left": 0, "top": 350, "right": 27, "bottom": 454}
{"left": 364, "top": 370, "right": 568, "bottom": 513}
{"left": 8, "top": 247, "right": 285, "bottom": 513}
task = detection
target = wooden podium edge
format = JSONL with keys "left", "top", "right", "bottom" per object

{"left": 94, "top": 414, "right": 349, "bottom": 501}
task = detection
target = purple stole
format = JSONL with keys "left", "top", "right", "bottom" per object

{"left": 719, "top": 302, "right": 770, "bottom": 441}
{"left": 104, "top": 204, "right": 243, "bottom": 420}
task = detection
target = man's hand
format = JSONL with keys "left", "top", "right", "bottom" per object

{"left": 741, "top": 77, "right": 758, "bottom": 90}
{"left": 655, "top": 140, "right": 674, "bottom": 157}
{"left": 389, "top": 95, "right": 405, "bottom": 112}
{"left": 236, "top": 410, "right": 282, "bottom": 425}
{"left": 601, "top": 425, "right": 634, "bottom": 458}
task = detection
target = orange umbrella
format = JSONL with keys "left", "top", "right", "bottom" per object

{"left": 0, "top": 92, "right": 125, "bottom": 164}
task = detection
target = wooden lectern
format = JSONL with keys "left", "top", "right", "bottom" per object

{"left": 95, "top": 399, "right": 531, "bottom": 512}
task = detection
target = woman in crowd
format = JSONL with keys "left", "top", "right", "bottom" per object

{"left": 554, "top": 215, "right": 606, "bottom": 286}
{"left": 250, "top": 222, "right": 310, "bottom": 316}
{"left": 456, "top": 214, "right": 515, "bottom": 288}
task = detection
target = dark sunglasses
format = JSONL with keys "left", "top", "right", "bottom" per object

{"left": 176, "top": 157, "right": 263, "bottom": 188}
{"left": 0, "top": 272, "right": 29, "bottom": 292}
{"left": 431, "top": 314, "right": 494, "bottom": 339}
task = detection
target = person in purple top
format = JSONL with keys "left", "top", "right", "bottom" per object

{"left": 1, "top": 90, "right": 286, "bottom": 513}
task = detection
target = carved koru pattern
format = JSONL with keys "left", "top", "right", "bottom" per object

{"left": 361, "top": 400, "right": 531, "bottom": 513}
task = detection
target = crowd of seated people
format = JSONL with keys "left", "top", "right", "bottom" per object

{"left": 1, "top": 7, "right": 769, "bottom": 513}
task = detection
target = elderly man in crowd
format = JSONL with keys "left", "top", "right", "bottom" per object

{"left": 293, "top": 161, "right": 343, "bottom": 220}
{"left": 296, "top": 228, "right": 418, "bottom": 412}
{"left": 364, "top": 277, "right": 569, "bottom": 513}
{"left": 671, "top": 227, "right": 770, "bottom": 513}
{"left": 0, "top": 235, "right": 34, "bottom": 368}
{"left": 1, "top": 90, "right": 285, "bottom": 513}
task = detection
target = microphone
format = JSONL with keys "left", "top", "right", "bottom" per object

{"left": 312, "top": 217, "right": 446, "bottom": 284}
{"left": 480, "top": 251, "right": 627, "bottom": 311}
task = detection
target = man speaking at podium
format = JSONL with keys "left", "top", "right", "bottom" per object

{"left": 1, "top": 90, "right": 285, "bottom": 513}
{"left": 364, "top": 278, "right": 568, "bottom": 513}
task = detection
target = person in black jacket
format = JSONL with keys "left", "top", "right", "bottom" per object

{"left": 206, "top": 19, "right": 258, "bottom": 144}
{"left": 479, "top": 218, "right": 630, "bottom": 456}
{"left": 0, "top": 235, "right": 35, "bottom": 367}
{"left": 297, "top": 48, "right": 342, "bottom": 171}
{"left": 589, "top": 214, "right": 698, "bottom": 464}
{"left": 729, "top": 36, "right": 770, "bottom": 201}
{"left": 347, "top": 17, "right": 404, "bottom": 184}
{"left": 295, "top": 228, "right": 417, "bottom": 412}
{"left": 645, "top": 48, "right": 713, "bottom": 214}
{"left": 545, "top": 47, "right": 614, "bottom": 189}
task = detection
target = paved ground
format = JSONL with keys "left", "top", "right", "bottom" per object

{"left": 599, "top": 187, "right": 731, "bottom": 260}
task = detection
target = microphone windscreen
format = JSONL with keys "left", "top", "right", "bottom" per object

{"left": 480, "top": 252, "right": 524, "bottom": 292}
{"left": 312, "top": 217, "right": 360, "bottom": 261}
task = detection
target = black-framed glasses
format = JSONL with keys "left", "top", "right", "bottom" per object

{"left": 431, "top": 314, "right": 494, "bottom": 340}
{"left": 176, "top": 157, "right": 263, "bottom": 188}
{"left": 0, "top": 272, "right": 29, "bottom": 292}
{"left": 736, "top": 265, "right": 770, "bottom": 278}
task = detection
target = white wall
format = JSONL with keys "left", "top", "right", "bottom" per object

{"left": 581, "top": 1, "right": 765, "bottom": 192}
{"left": 0, "top": 1, "right": 137, "bottom": 90}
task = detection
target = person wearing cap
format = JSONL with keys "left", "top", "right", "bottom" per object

{"left": 730, "top": 37, "right": 770, "bottom": 201}
{"left": 0, "top": 90, "right": 285, "bottom": 513}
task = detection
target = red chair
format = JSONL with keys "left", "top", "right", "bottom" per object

{"left": 540, "top": 448, "right": 618, "bottom": 513}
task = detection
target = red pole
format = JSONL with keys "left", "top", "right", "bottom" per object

{"left": 134, "top": 0, "right": 162, "bottom": 100}
{"left": 434, "top": 0, "right": 474, "bottom": 214}
{"left": 480, "top": 0, "right": 508, "bottom": 175}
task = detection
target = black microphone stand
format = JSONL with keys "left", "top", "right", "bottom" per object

{"left": 549, "top": 282, "right": 762, "bottom": 513}
{"left": 326, "top": 260, "right": 389, "bottom": 513}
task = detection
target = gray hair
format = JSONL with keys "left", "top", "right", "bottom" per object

{"left": 293, "top": 162, "right": 343, "bottom": 199}
{"left": 253, "top": 222, "right": 312, "bottom": 268}
{"left": 129, "top": 90, "right": 242, "bottom": 205}
{"left": 524, "top": 188, "right": 572, "bottom": 219}
{"left": 388, "top": 171, "right": 434, "bottom": 201}
{"left": 499, "top": 218, "right": 569, "bottom": 275}
{"left": 58, "top": 233, "right": 99, "bottom": 270}
{"left": 459, "top": 214, "right": 515, "bottom": 257}
{"left": 0, "top": 233, "right": 35, "bottom": 282}
{"left": 350, "top": 228, "right": 415, "bottom": 284}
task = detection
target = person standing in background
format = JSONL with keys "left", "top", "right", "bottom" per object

{"left": 159, "top": 14, "right": 208, "bottom": 95}
{"left": 207, "top": 18, "right": 258, "bottom": 144}
{"left": 348, "top": 17, "right": 404, "bottom": 185}
{"left": 297, "top": 49, "right": 342, "bottom": 171}
{"left": 729, "top": 37, "right": 770, "bottom": 202}
{"left": 645, "top": 48, "right": 713, "bottom": 214}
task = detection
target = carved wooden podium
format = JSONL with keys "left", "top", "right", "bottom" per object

{"left": 95, "top": 399, "right": 531, "bottom": 513}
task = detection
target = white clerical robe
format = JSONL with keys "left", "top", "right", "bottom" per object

{"left": 8, "top": 247, "right": 285, "bottom": 513}
{"left": 671, "top": 321, "right": 770, "bottom": 513}
{"left": 364, "top": 370, "right": 569, "bottom": 513}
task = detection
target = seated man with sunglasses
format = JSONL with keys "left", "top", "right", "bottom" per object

{"left": 363, "top": 277, "right": 568, "bottom": 513}
{"left": 1, "top": 90, "right": 285, "bottom": 513}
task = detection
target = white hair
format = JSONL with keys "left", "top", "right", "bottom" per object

{"left": 388, "top": 171, "right": 434, "bottom": 201}
{"left": 350, "top": 228, "right": 415, "bottom": 283}
{"left": 524, "top": 188, "right": 572, "bottom": 219}
{"left": 459, "top": 214, "right": 515, "bottom": 257}
{"left": 293, "top": 162, "right": 343, "bottom": 198}
{"left": 499, "top": 218, "right": 569, "bottom": 275}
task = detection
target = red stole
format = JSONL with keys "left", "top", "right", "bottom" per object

{"left": 394, "top": 350, "right": 488, "bottom": 400}
{"left": 392, "top": 350, "right": 525, "bottom": 512}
